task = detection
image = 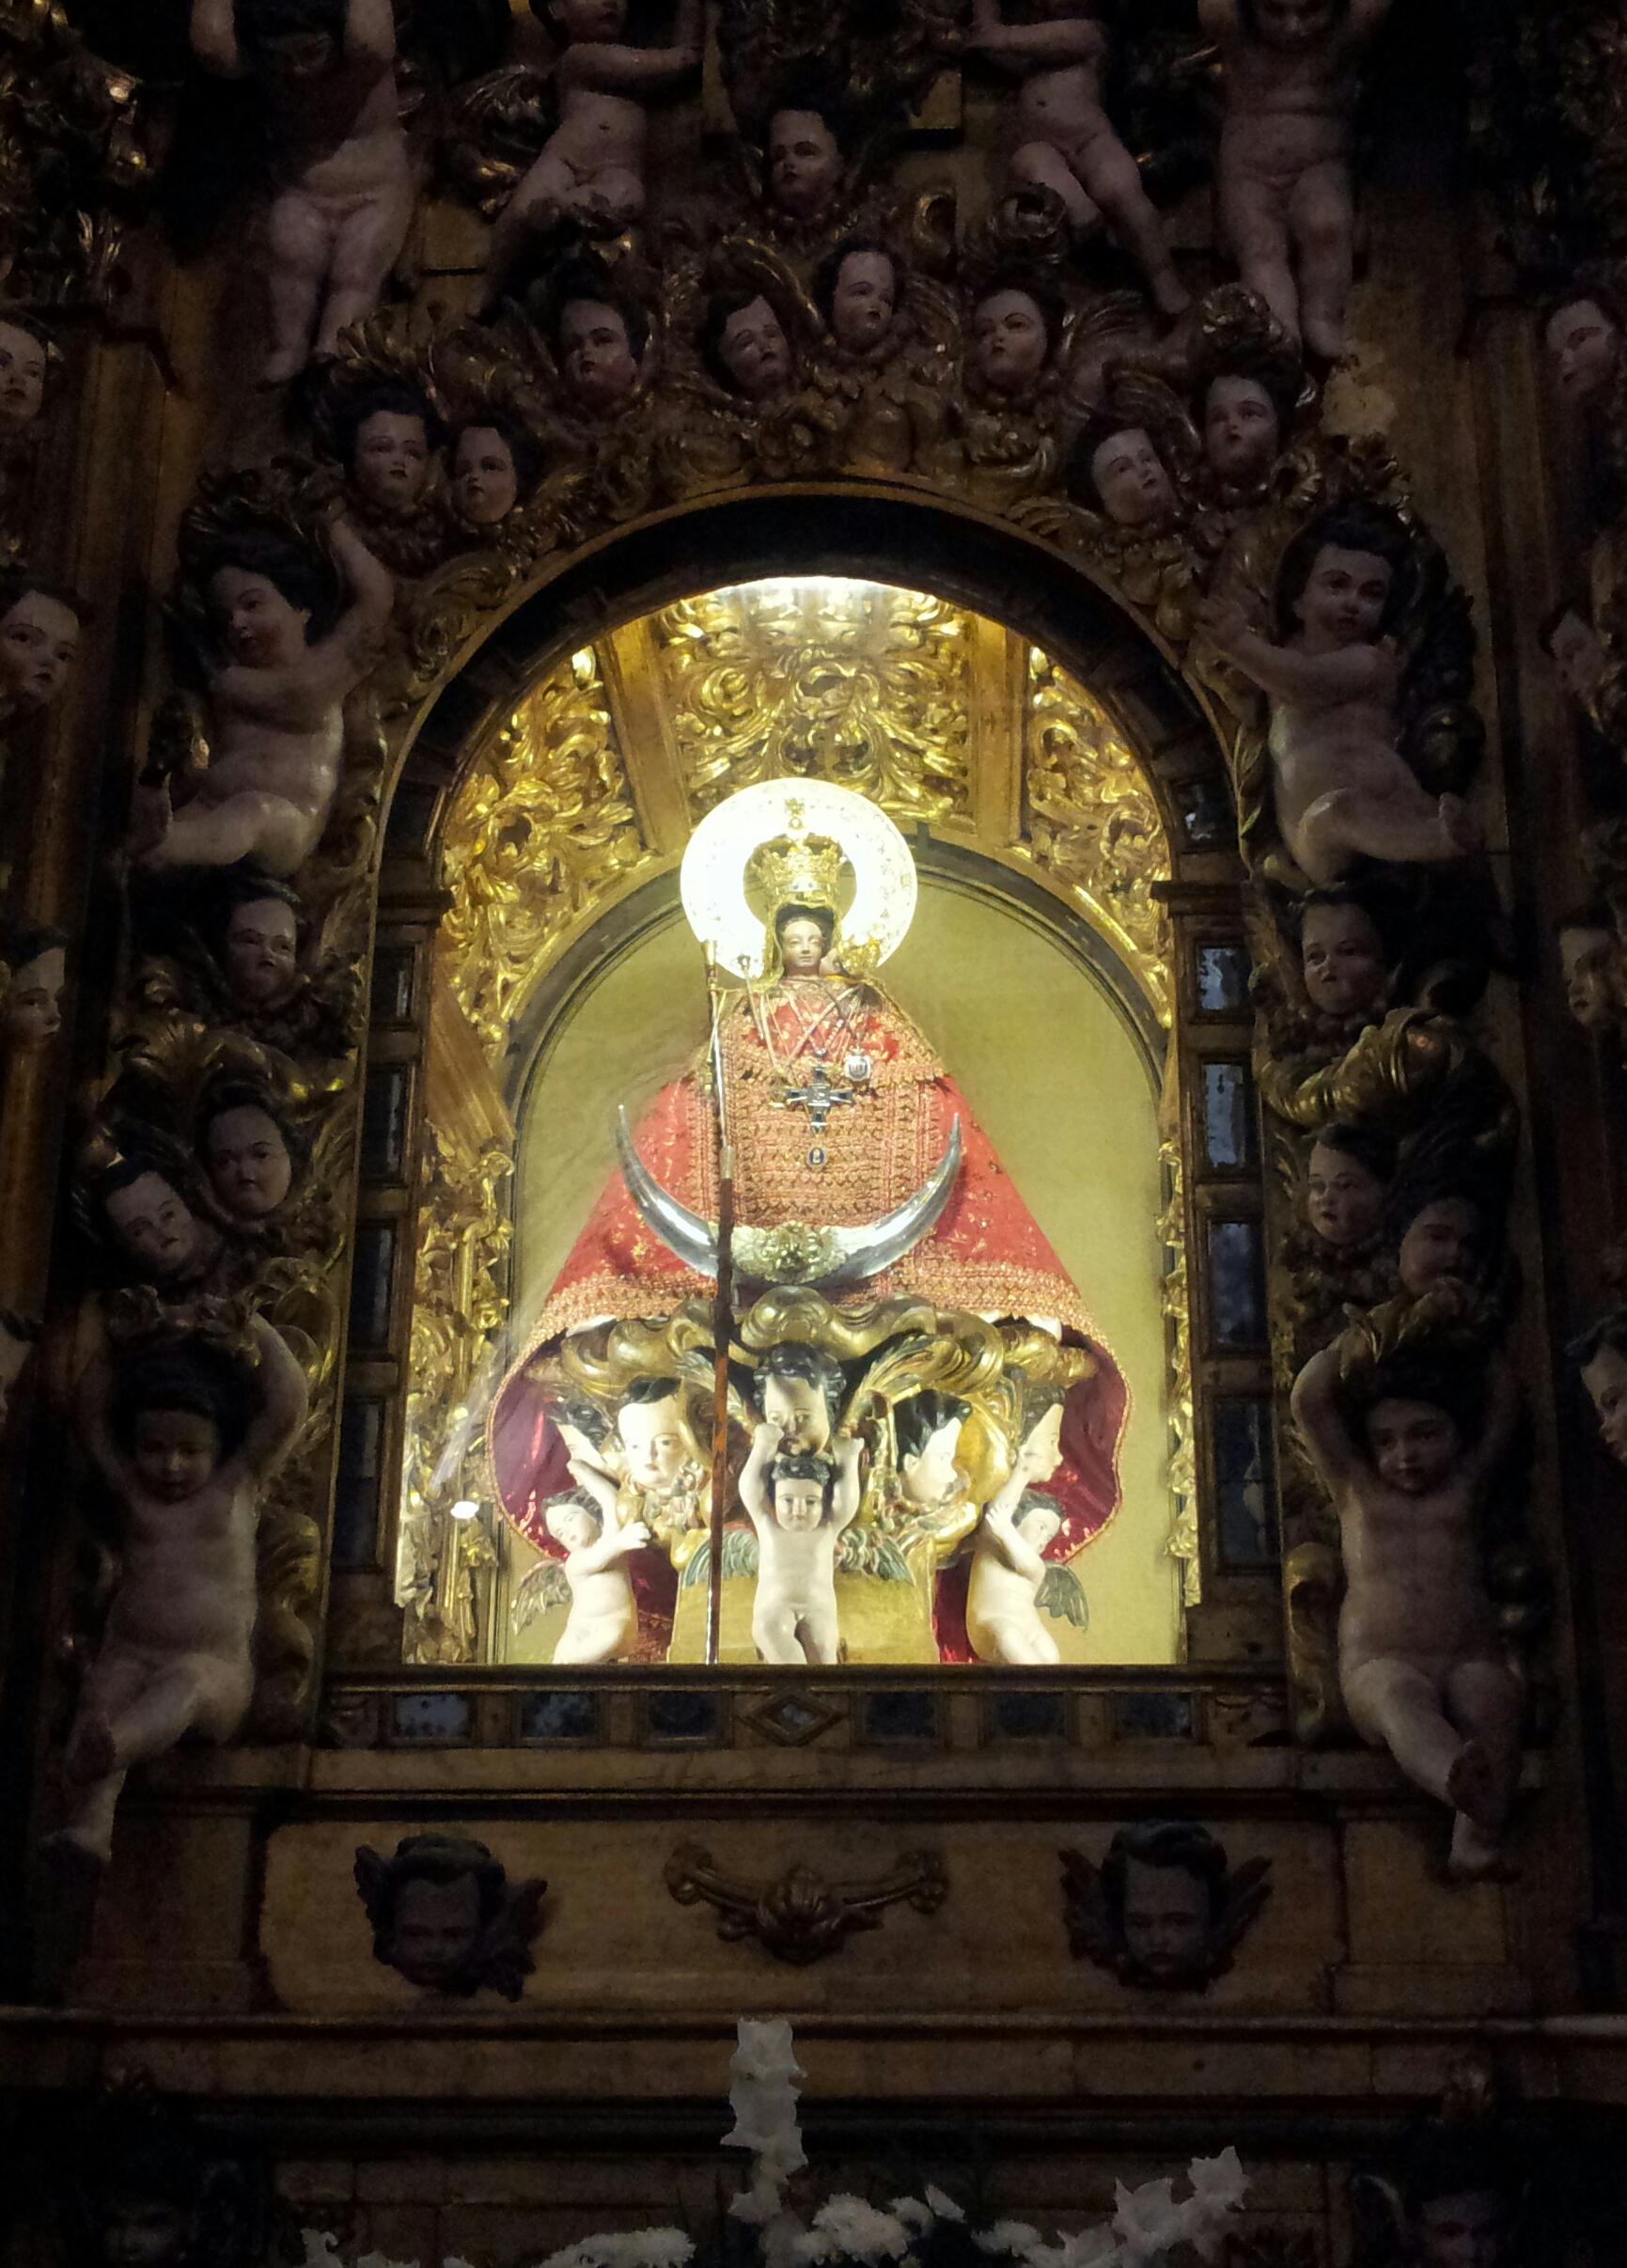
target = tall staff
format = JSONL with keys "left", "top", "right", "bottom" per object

{"left": 704, "top": 946, "right": 735, "bottom": 1666}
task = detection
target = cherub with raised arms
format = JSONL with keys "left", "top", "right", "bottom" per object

{"left": 1197, "top": 505, "right": 1478, "bottom": 886}
{"left": 964, "top": 0, "right": 1188, "bottom": 320}
{"left": 133, "top": 524, "right": 393, "bottom": 881}
{"left": 1291, "top": 1336, "right": 1521, "bottom": 1877}
{"left": 1199, "top": 0, "right": 1392, "bottom": 361}
{"left": 739, "top": 1422, "right": 862, "bottom": 1666}
{"left": 53, "top": 1321, "right": 308, "bottom": 1865}
{"left": 483, "top": 0, "right": 703, "bottom": 300}
{"left": 190, "top": 0, "right": 412, "bottom": 386}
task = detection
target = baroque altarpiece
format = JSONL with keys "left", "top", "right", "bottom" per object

{"left": 5, "top": 0, "right": 1627, "bottom": 2261}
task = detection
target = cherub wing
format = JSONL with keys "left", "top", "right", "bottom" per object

{"left": 439, "top": 64, "right": 557, "bottom": 220}
{"left": 510, "top": 1556, "right": 571, "bottom": 1634}
{"left": 1037, "top": 1564, "right": 1088, "bottom": 1631}
{"left": 836, "top": 1527, "right": 913, "bottom": 1582}
{"left": 679, "top": 1529, "right": 761, "bottom": 1589}
{"left": 1209, "top": 1854, "right": 1273, "bottom": 1967}
{"left": 1057, "top": 1847, "right": 1118, "bottom": 1963}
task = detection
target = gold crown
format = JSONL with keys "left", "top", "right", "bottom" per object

{"left": 749, "top": 829, "right": 848, "bottom": 918}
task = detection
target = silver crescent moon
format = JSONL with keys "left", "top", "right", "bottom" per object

{"left": 615, "top": 1107, "right": 962, "bottom": 1289}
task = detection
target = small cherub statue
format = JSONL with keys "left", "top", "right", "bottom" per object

{"left": 1061, "top": 1819, "right": 1272, "bottom": 1989}
{"left": 1291, "top": 1335, "right": 1522, "bottom": 1876}
{"left": 0, "top": 571, "right": 81, "bottom": 717}
{"left": 0, "top": 314, "right": 49, "bottom": 435}
{"left": 449, "top": 414, "right": 542, "bottom": 533}
{"left": 1298, "top": 884, "right": 1391, "bottom": 1027}
{"left": 1199, "top": 0, "right": 1392, "bottom": 362}
{"left": 1543, "top": 288, "right": 1621, "bottom": 410}
{"left": 197, "top": 1084, "right": 295, "bottom": 1222}
{"left": 703, "top": 289, "right": 799, "bottom": 404}
{"left": 527, "top": 1482, "right": 649, "bottom": 1664}
{"left": 133, "top": 523, "right": 392, "bottom": 880}
{"left": 967, "top": 1485, "right": 1083, "bottom": 1665}
{"left": 51, "top": 1320, "right": 308, "bottom": 1863}
{"left": 965, "top": 0, "right": 1188, "bottom": 319}
{"left": 1393, "top": 1184, "right": 1486, "bottom": 1300}
{"left": 1557, "top": 909, "right": 1626, "bottom": 1042}
{"left": 94, "top": 1157, "right": 223, "bottom": 1290}
{"left": 1073, "top": 415, "right": 1180, "bottom": 535}
{"left": 0, "top": 915, "right": 66, "bottom": 1053}
{"left": 1305, "top": 1121, "right": 1391, "bottom": 1251}
{"left": 354, "top": 1831, "right": 546, "bottom": 2000}
{"left": 190, "top": 0, "right": 412, "bottom": 386}
{"left": 483, "top": 0, "right": 702, "bottom": 299}
{"left": 739, "top": 1424, "right": 862, "bottom": 1666}
{"left": 1197, "top": 506, "right": 1478, "bottom": 886}
{"left": 1574, "top": 1307, "right": 1627, "bottom": 1471}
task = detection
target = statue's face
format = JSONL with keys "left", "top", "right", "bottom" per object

{"left": 204, "top": 1103, "right": 293, "bottom": 1219}
{"left": 1546, "top": 607, "right": 1608, "bottom": 709}
{"left": 1366, "top": 1398, "right": 1460, "bottom": 1494}
{"left": 560, "top": 299, "right": 639, "bottom": 410}
{"left": 900, "top": 1416, "right": 964, "bottom": 1507}
{"left": 1, "top": 945, "right": 64, "bottom": 1050}
{"left": 0, "top": 589, "right": 79, "bottom": 710}
{"left": 210, "top": 567, "right": 310, "bottom": 670}
{"left": 1016, "top": 1400, "right": 1064, "bottom": 1482}
{"left": 104, "top": 1171, "right": 200, "bottom": 1280}
{"left": 773, "top": 1475, "right": 826, "bottom": 1530}
{"left": 1012, "top": 1499, "right": 1061, "bottom": 1551}
{"left": 101, "top": 2200, "right": 192, "bottom": 2268}
{"left": 1399, "top": 1197, "right": 1481, "bottom": 1295}
{"left": 387, "top": 1873, "right": 483, "bottom": 1987}
{"left": 352, "top": 409, "right": 430, "bottom": 512}
{"left": 618, "top": 1392, "right": 687, "bottom": 1494}
{"left": 1120, "top": 1858, "right": 1210, "bottom": 1979}
{"left": 1090, "top": 426, "right": 1175, "bottom": 530}
{"left": 831, "top": 251, "right": 897, "bottom": 352}
{"left": 1292, "top": 543, "right": 1393, "bottom": 648}
{"left": 972, "top": 289, "right": 1049, "bottom": 394}
{"left": 1301, "top": 901, "right": 1386, "bottom": 1019}
{"left": 132, "top": 1407, "right": 221, "bottom": 1505}
{"left": 1582, "top": 1341, "right": 1627, "bottom": 1467}
{"left": 1546, "top": 296, "right": 1619, "bottom": 404}
{"left": 1559, "top": 923, "right": 1621, "bottom": 1031}
{"left": 1248, "top": 0, "right": 1343, "bottom": 51}
{"left": 0, "top": 321, "right": 46, "bottom": 431}
{"left": 224, "top": 898, "right": 300, "bottom": 1010}
{"left": 452, "top": 427, "right": 518, "bottom": 527}
{"left": 718, "top": 296, "right": 794, "bottom": 400}
{"left": 546, "top": 1498, "right": 601, "bottom": 1553}
{"left": 763, "top": 1373, "right": 831, "bottom": 1453}
{"left": 768, "top": 109, "right": 841, "bottom": 218}
{"left": 259, "top": 30, "right": 338, "bottom": 82}
{"left": 778, "top": 915, "right": 828, "bottom": 975}
{"left": 1306, "top": 1140, "right": 1385, "bottom": 1249}
{"left": 1204, "top": 372, "right": 1280, "bottom": 485}
{"left": 556, "top": 0, "right": 628, "bottom": 42}
{"left": 1415, "top": 2191, "right": 1508, "bottom": 2268}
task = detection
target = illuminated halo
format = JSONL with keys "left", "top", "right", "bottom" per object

{"left": 680, "top": 779, "right": 917, "bottom": 975}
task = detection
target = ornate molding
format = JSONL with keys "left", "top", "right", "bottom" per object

{"left": 664, "top": 1839, "right": 947, "bottom": 1963}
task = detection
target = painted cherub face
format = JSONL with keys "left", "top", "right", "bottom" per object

{"left": 204, "top": 1103, "right": 293, "bottom": 1219}
{"left": 0, "top": 321, "right": 47, "bottom": 432}
{"left": 773, "top": 1473, "right": 827, "bottom": 1530}
{"left": 556, "top": 0, "right": 628, "bottom": 42}
{"left": 1300, "top": 901, "right": 1385, "bottom": 1019}
{"left": 211, "top": 567, "right": 311, "bottom": 671}
{"left": 2, "top": 946, "right": 64, "bottom": 1050}
{"left": 1293, "top": 544, "right": 1393, "bottom": 648}
{"left": 1248, "top": 0, "right": 1344, "bottom": 50}
{"left": 1399, "top": 1197, "right": 1481, "bottom": 1294}
{"left": 768, "top": 109, "right": 841, "bottom": 219}
{"left": 1582, "top": 1341, "right": 1627, "bottom": 1467}
{"left": 1559, "top": 922, "right": 1621, "bottom": 1032}
{"left": 1011, "top": 1498, "right": 1061, "bottom": 1550}
{"left": 545, "top": 1498, "right": 602, "bottom": 1553}
{"left": 452, "top": 427, "right": 519, "bottom": 527}
{"left": 778, "top": 915, "right": 829, "bottom": 975}
{"left": 1204, "top": 373, "right": 1280, "bottom": 486}
{"left": 830, "top": 251, "right": 897, "bottom": 352}
{"left": 972, "top": 289, "right": 1049, "bottom": 394}
{"left": 224, "top": 897, "right": 300, "bottom": 1010}
{"left": 1120, "top": 1857, "right": 1210, "bottom": 1979}
{"left": 0, "top": 590, "right": 79, "bottom": 710}
{"left": 560, "top": 299, "right": 639, "bottom": 411}
{"left": 352, "top": 409, "right": 430, "bottom": 513}
{"left": 132, "top": 1406, "right": 221, "bottom": 1504}
{"left": 104, "top": 1172, "right": 202, "bottom": 1280}
{"left": 719, "top": 296, "right": 794, "bottom": 400}
{"left": 1366, "top": 1398, "right": 1460, "bottom": 1494}
{"left": 259, "top": 30, "right": 339, "bottom": 83}
{"left": 1016, "top": 1400, "right": 1064, "bottom": 1482}
{"left": 1546, "top": 607, "right": 1608, "bottom": 710}
{"left": 1090, "top": 427, "right": 1175, "bottom": 531}
{"left": 1414, "top": 2191, "right": 1508, "bottom": 2268}
{"left": 900, "top": 1416, "right": 964, "bottom": 1508}
{"left": 1306, "top": 1140, "right": 1385, "bottom": 1248}
{"left": 763, "top": 1373, "right": 831, "bottom": 1453}
{"left": 1545, "top": 296, "right": 1620, "bottom": 404}
{"left": 618, "top": 1392, "right": 687, "bottom": 1494}
{"left": 387, "top": 1872, "right": 483, "bottom": 1987}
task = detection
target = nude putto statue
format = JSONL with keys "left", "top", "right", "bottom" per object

{"left": 533, "top": 1483, "right": 649, "bottom": 1664}
{"left": 190, "top": 0, "right": 412, "bottom": 386}
{"left": 963, "top": 0, "right": 1188, "bottom": 319}
{"left": 50, "top": 1319, "right": 308, "bottom": 1864}
{"left": 1292, "top": 1333, "right": 1522, "bottom": 1876}
{"left": 1199, "top": 0, "right": 1392, "bottom": 361}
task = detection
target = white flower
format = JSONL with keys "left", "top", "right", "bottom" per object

{"left": 1185, "top": 2150, "right": 1248, "bottom": 2218}
{"left": 354, "top": 2253, "right": 418, "bottom": 2268}
{"left": 732, "top": 2017, "right": 805, "bottom": 2083}
{"left": 301, "top": 2235, "right": 344, "bottom": 2268}
{"left": 887, "top": 2201, "right": 932, "bottom": 2236}
{"left": 1055, "top": 2229, "right": 1119, "bottom": 2268}
{"left": 924, "top": 2190, "right": 965, "bottom": 2226}
{"left": 1111, "top": 2180, "right": 1185, "bottom": 2265}
{"left": 805, "top": 2196, "right": 913, "bottom": 2262}
{"left": 976, "top": 2222, "right": 1041, "bottom": 2255}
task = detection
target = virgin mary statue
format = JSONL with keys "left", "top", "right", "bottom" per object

{"left": 491, "top": 780, "right": 1129, "bottom": 1621}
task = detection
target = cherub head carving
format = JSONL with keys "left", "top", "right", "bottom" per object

{"left": 198, "top": 532, "right": 335, "bottom": 672}
{"left": 1556, "top": 908, "right": 1624, "bottom": 1038}
{"left": 0, "top": 915, "right": 67, "bottom": 1053}
{"left": 1202, "top": 368, "right": 1291, "bottom": 491}
{"left": 894, "top": 1390, "right": 970, "bottom": 1509}
{"left": 1074, "top": 415, "right": 1178, "bottom": 533}
{"left": 1306, "top": 1122, "right": 1393, "bottom": 1251}
{"left": 1543, "top": 287, "right": 1622, "bottom": 407}
{"left": 1061, "top": 1819, "right": 1272, "bottom": 1990}
{"left": 0, "top": 312, "right": 50, "bottom": 433}
{"left": 816, "top": 239, "right": 899, "bottom": 356}
{"left": 196, "top": 1081, "right": 298, "bottom": 1223}
{"left": 549, "top": 270, "right": 649, "bottom": 413}
{"left": 212, "top": 872, "right": 304, "bottom": 1018}
{"left": 765, "top": 76, "right": 849, "bottom": 222}
{"left": 616, "top": 1374, "right": 694, "bottom": 1497}
{"left": 0, "top": 571, "right": 82, "bottom": 713}
{"left": 1296, "top": 886, "right": 1392, "bottom": 1026}
{"left": 1275, "top": 501, "right": 1414, "bottom": 647}
{"left": 970, "top": 279, "right": 1057, "bottom": 399}
{"left": 354, "top": 1831, "right": 546, "bottom": 2000}
{"left": 1572, "top": 1306, "right": 1627, "bottom": 1471}
{"left": 239, "top": 0, "right": 348, "bottom": 83}
{"left": 755, "top": 1339, "right": 845, "bottom": 1455}
{"left": 450, "top": 414, "right": 542, "bottom": 530}
{"left": 704, "top": 289, "right": 797, "bottom": 402}
{"left": 337, "top": 383, "right": 444, "bottom": 517}
{"left": 94, "top": 1155, "right": 215, "bottom": 1287}
{"left": 1391, "top": 1181, "right": 1489, "bottom": 1300}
